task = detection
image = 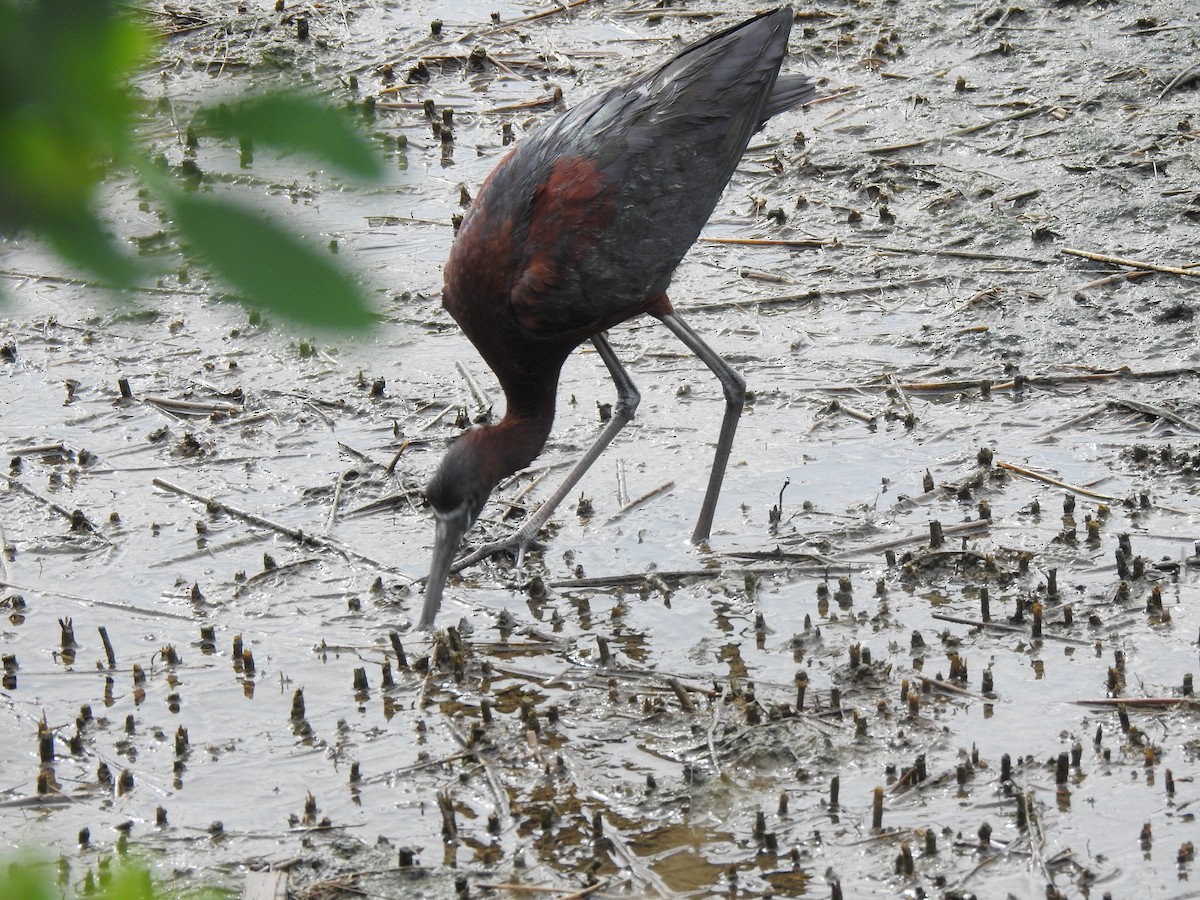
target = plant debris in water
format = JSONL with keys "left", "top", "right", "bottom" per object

{"left": 1, "top": 0, "right": 1198, "bottom": 897}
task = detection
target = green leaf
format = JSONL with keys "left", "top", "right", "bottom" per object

{"left": 43, "top": 212, "right": 142, "bottom": 287}
{"left": 0, "top": 2, "right": 380, "bottom": 328}
{"left": 0, "top": 0, "right": 148, "bottom": 234}
{"left": 198, "top": 94, "right": 382, "bottom": 180}
{"left": 102, "top": 864, "right": 156, "bottom": 900}
{"left": 0, "top": 859, "right": 52, "bottom": 900}
{"left": 167, "top": 191, "right": 373, "bottom": 329}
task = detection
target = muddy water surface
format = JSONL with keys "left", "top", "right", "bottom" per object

{"left": 2, "top": 0, "right": 1199, "bottom": 897}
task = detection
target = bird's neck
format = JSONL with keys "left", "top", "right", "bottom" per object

{"left": 484, "top": 413, "right": 553, "bottom": 481}
{"left": 466, "top": 376, "right": 559, "bottom": 492}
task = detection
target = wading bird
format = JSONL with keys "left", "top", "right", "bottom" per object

{"left": 420, "top": 8, "right": 814, "bottom": 629}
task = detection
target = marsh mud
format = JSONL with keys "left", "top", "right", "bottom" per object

{"left": 2, "top": 0, "right": 1199, "bottom": 897}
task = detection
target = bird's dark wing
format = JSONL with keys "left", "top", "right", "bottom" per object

{"left": 507, "top": 155, "right": 616, "bottom": 339}
{"left": 506, "top": 9, "right": 808, "bottom": 338}
{"left": 444, "top": 9, "right": 812, "bottom": 347}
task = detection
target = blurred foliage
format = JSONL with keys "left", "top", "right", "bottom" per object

{"left": 196, "top": 94, "right": 382, "bottom": 181}
{"left": 0, "top": 0, "right": 148, "bottom": 285}
{"left": 0, "top": 0, "right": 382, "bottom": 329}
{"left": 0, "top": 855, "right": 229, "bottom": 900}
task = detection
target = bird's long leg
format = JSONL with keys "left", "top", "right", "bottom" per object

{"left": 449, "top": 332, "right": 640, "bottom": 572}
{"left": 656, "top": 311, "right": 745, "bottom": 544}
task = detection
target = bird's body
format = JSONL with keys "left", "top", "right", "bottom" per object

{"left": 422, "top": 8, "right": 814, "bottom": 629}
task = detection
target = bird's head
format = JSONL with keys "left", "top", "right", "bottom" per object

{"left": 418, "top": 436, "right": 492, "bottom": 630}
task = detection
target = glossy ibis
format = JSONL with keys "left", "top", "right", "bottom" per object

{"left": 421, "top": 8, "right": 814, "bottom": 628}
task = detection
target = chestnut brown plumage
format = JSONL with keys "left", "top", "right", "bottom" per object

{"left": 422, "top": 8, "right": 814, "bottom": 629}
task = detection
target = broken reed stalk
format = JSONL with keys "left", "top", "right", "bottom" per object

{"left": 1033, "top": 403, "right": 1110, "bottom": 441}
{"left": 141, "top": 395, "right": 242, "bottom": 415}
{"left": 821, "top": 366, "right": 1200, "bottom": 395}
{"left": 931, "top": 612, "right": 1090, "bottom": 646}
{"left": 455, "top": 360, "right": 492, "bottom": 412}
{"left": 152, "top": 478, "right": 404, "bottom": 575}
{"left": 437, "top": 789, "right": 458, "bottom": 842}
{"left": 700, "top": 236, "right": 835, "bottom": 250}
{"left": 474, "top": 0, "right": 601, "bottom": 34}
{"left": 481, "top": 92, "right": 565, "bottom": 115}
{"left": 98, "top": 627, "right": 116, "bottom": 668}
{"left": 476, "top": 881, "right": 610, "bottom": 897}
{"left": 604, "top": 480, "right": 674, "bottom": 524}
{"left": 3, "top": 477, "right": 112, "bottom": 547}
{"left": 1074, "top": 697, "right": 1186, "bottom": 709}
{"left": 232, "top": 558, "right": 320, "bottom": 597}
{"left": 669, "top": 677, "right": 696, "bottom": 712}
{"left": 1109, "top": 399, "right": 1200, "bottom": 432}
{"left": 1062, "top": 247, "right": 1200, "bottom": 280}
{"left": 867, "top": 104, "right": 1047, "bottom": 154}
{"left": 549, "top": 565, "right": 801, "bottom": 589}
{"left": 835, "top": 519, "right": 990, "bottom": 558}
{"left": 994, "top": 460, "right": 1117, "bottom": 501}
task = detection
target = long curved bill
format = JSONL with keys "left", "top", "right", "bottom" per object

{"left": 419, "top": 511, "right": 469, "bottom": 630}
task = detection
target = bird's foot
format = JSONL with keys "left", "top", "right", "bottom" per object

{"left": 450, "top": 526, "right": 546, "bottom": 574}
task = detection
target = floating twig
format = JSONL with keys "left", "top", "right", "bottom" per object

{"left": 1062, "top": 247, "right": 1200, "bottom": 280}
{"left": 456, "top": 361, "right": 492, "bottom": 413}
{"left": 833, "top": 520, "right": 991, "bottom": 559}
{"left": 475, "top": 882, "right": 610, "bottom": 897}
{"left": 668, "top": 677, "right": 696, "bottom": 713}
{"left": 1032, "top": 403, "right": 1109, "bottom": 442}
{"left": 324, "top": 468, "right": 361, "bottom": 532}
{"left": 738, "top": 266, "right": 793, "bottom": 284}
{"left": 476, "top": 0, "right": 601, "bottom": 32}
{"left": 0, "top": 579, "right": 194, "bottom": 620}
{"left": 886, "top": 373, "right": 916, "bottom": 423}
{"left": 723, "top": 548, "right": 843, "bottom": 567}
{"left": 0, "top": 267, "right": 205, "bottom": 295}
{"left": 1158, "top": 63, "right": 1200, "bottom": 101}
{"left": 142, "top": 395, "right": 243, "bottom": 416}
{"left": 232, "top": 558, "right": 320, "bottom": 598}
{"left": 700, "top": 236, "right": 835, "bottom": 250}
{"left": 1074, "top": 698, "right": 1190, "bottom": 709}
{"left": 2, "top": 477, "right": 112, "bottom": 547}
{"left": 828, "top": 400, "right": 878, "bottom": 426}
{"left": 604, "top": 481, "right": 674, "bottom": 524}
{"left": 439, "top": 713, "right": 513, "bottom": 836}
{"left": 150, "top": 533, "right": 269, "bottom": 568}
{"left": 820, "top": 366, "right": 1200, "bottom": 394}
{"left": 688, "top": 289, "right": 821, "bottom": 314}
{"left": 152, "top": 478, "right": 406, "bottom": 576}
{"left": 344, "top": 490, "right": 422, "bottom": 517}
{"left": 1108, "top": 399, "right": 1200, "bottom": 432}
{"left": 994, "top": 460, "right": 1117, "bottom": 501}
{"left": 1065, "top": 268, "right": 1157, "bottom": 293}
{"left": 8, "top": 442, "right": 71, "bottom": 459}
{"left": 548, "top": 566, "right": 792, "bottom": 589}
{"left": 868, "top": 243, "right": 1052, "bottom": 265}
{"left": 498, "top": 470, "right": 547, "bottom": 523}
{"left": 867, "top": 104, "right": 1047, "bottom": 155}
{"left": 0, "top": 520, "right": 9, "bottom": 582}
{"left": 484, "top": 92, "right": 564, "bottom": 115}
{"left": 931, "top": 613, "right": 1090, "bottom": 646}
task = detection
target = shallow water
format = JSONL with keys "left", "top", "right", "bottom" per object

{"left": 2, "top": 0, "right": 1200, "bottom": 897}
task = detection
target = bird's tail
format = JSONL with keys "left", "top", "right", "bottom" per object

{"left": 763, "top": 74, "right": 817, "bottom": 122}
